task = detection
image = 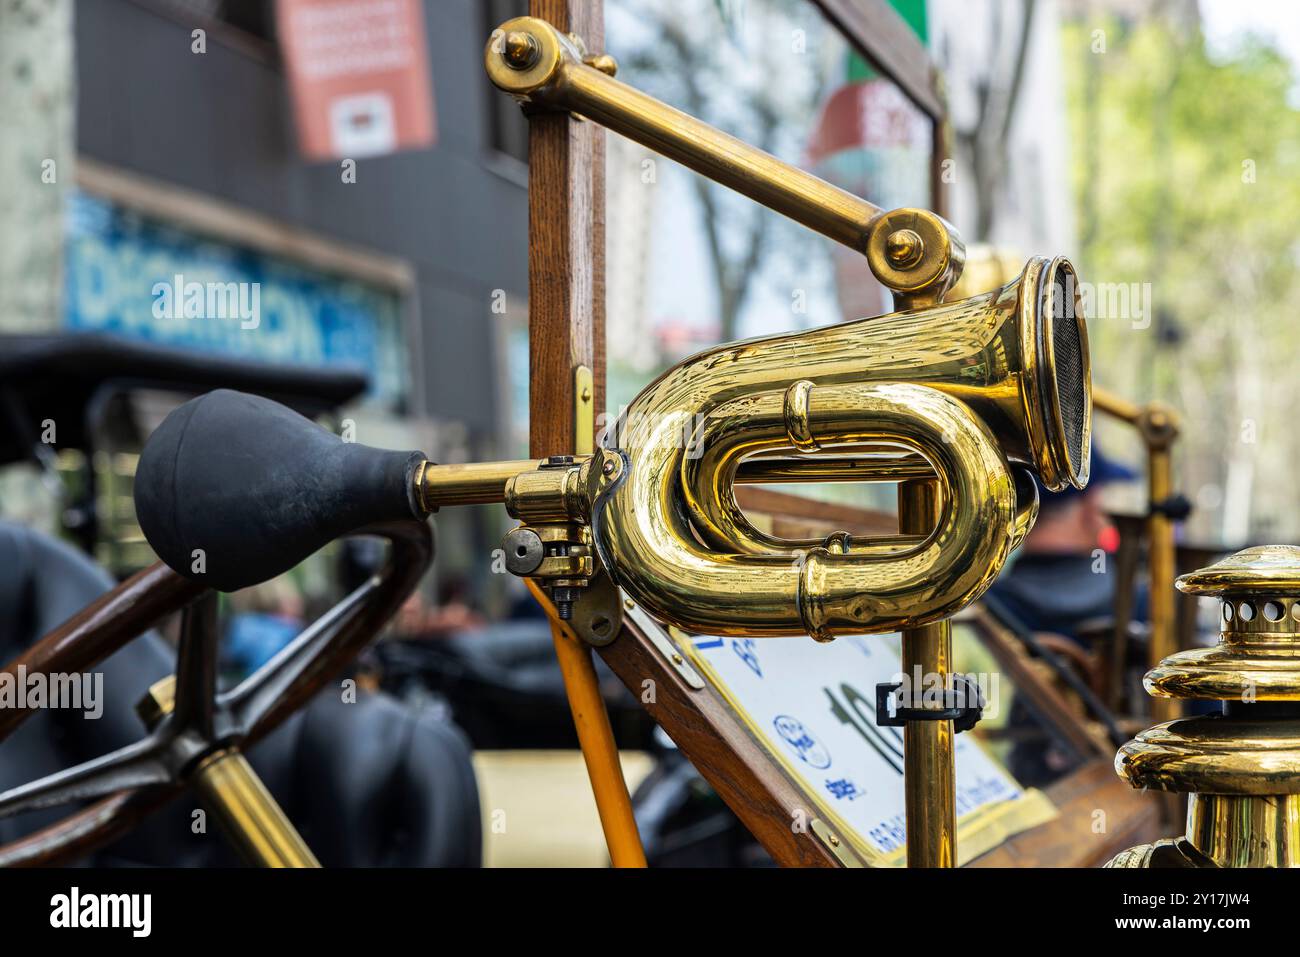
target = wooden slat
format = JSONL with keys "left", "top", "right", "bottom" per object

{"left": 528, "top": 0, "right": 605, "bottom": 458}
{"left": 734, "top": 486, "right": 896, "bottom": 534}
{"left": 969, "top": 761, "right": 1163, "bottom": 867}
{"left": 810, "top": 0, "right": 944, "bottom": 120}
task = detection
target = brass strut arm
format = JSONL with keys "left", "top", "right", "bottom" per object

{"left": 485, "top": 16, "right": 964, "bottom": 307}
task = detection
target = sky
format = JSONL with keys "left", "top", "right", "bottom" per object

{"left": 1201, "top": 0, "right": 1300, "bottom": 103}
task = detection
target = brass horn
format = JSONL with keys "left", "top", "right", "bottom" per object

{"left": 596, "top": 256, "right": 1091, "bottom": 640}
{"left": 474, "top": 15, "right": 1093, "bottom": 644}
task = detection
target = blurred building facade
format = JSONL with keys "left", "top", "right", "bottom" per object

{"left": 2, "top": 0, "right": 532, "bottom": 602}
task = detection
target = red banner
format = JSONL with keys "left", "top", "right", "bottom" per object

{"left": 277, "top": 0, "right": 436, "bottom": 161}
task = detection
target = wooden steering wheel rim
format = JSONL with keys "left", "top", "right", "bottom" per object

{"left": 0, "top": 520, "right": 432, "bottom": 866}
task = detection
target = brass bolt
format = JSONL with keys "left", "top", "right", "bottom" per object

{"left": 136, "top": 675, "right": 177, "bottom": 731}
{"left": 584, "top": 53, "right": 618, "bottom": 76}
{"left": 503, "top": 31, "right": 539, "bottom": 70}
{"left": 885, "top": 228, "right": 925, "bottom": 269}
{"left": 581, "top": 385, "right": 592, "bottom": 402}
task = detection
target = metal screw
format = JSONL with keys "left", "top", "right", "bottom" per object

{"left": 885, "top": 228, "right": 925, "bottom": 269}
{"left": 552, "top": 586, "right": 578, "bottom": 620}
{"left": 503, "top": 31, "right": 539, "bottom": 70}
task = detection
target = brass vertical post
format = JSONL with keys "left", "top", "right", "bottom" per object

{"left": 898, "top": 478, "right": 956, "bottom": 867}
{"left": 137, "top": 676, "right": 319, "bottom": 868}
{"left": 1146, "top": 439, "right": 1176, "bottom": 722}
{"left": 191, "top": 749, "right": 321, "bottom": 868}
{"left": 1091, "top": 390, "right": 1182, "bottom": 723}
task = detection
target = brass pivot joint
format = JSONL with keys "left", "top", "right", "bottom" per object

{"left": 501, "top": 455, "right": 592, "bottom": 619}
{"left": 1107, "top": 545, "right": 1300, "bottom": 868}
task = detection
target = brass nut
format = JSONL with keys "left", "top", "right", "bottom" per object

{"left": 885, "top": 229, "right": 925, "bottom": 269}
{"left": 503, "top": 31, "right": 539, "bottom": 69}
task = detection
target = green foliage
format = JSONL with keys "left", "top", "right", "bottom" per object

{"left": 1062, "top": 15, "right": 1300, "bottom": 541}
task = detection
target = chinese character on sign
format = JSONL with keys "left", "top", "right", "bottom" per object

{"left": 825, "top": 778, "right": 864, "bottom": 801}
{"left": 731, "top": 638, "right": 762, "bottom": 678}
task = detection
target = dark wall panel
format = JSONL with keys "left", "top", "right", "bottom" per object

{"left": 74, "top": 0, "right": 528, "bottom": 438}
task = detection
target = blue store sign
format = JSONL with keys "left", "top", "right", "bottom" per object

{"left": 64, "top": 191, "right": 408, "bottom": 408}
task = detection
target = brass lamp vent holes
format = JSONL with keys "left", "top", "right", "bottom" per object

{"left": 1220, "top": 598, "right": 1300, "bottom": 627}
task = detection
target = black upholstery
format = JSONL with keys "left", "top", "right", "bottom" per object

{"left": 0, "top": 522, "right": 481, "bottom": 866}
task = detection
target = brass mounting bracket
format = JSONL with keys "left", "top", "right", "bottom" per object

{"left": 569, "top": 363, "right": 624, "bottom": 646}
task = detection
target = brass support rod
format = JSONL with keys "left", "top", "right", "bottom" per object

{"left": 1091, "top": 385, "right": 1142, "bottom": 424}
{"left": 1093, "top": 390, "right": 1182, "bottom": 722}
{"left": 420, "top": 459, "right": 566, "bottom": 509}
{"left": 191, "top": 748, "right": 320, "bottom": 868}
{"left": 487, "top": 17, "right": 963, "bottom": 305}
{"left": 529, "top": 55, "right": 878, "bottom": 253}
{"left": 421, "top": 450, "right": 934, "bottom": 509}
{"left": 898, "top": 478, "right": 956, "bottom": 867}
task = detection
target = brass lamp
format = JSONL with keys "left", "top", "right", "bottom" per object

{"left": 1108, "top": 545, "right": 1300, "bottom": 867}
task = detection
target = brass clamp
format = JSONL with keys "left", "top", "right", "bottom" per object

{"left": 490, "top": 449, "right": 627, "bottom": 644}
{"left": 502, "top": 521, "right": 594, "bottom": 620}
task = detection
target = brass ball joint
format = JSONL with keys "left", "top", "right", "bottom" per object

{"left": 1107, "top": 545, "right": 1300, "bottom": 867}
